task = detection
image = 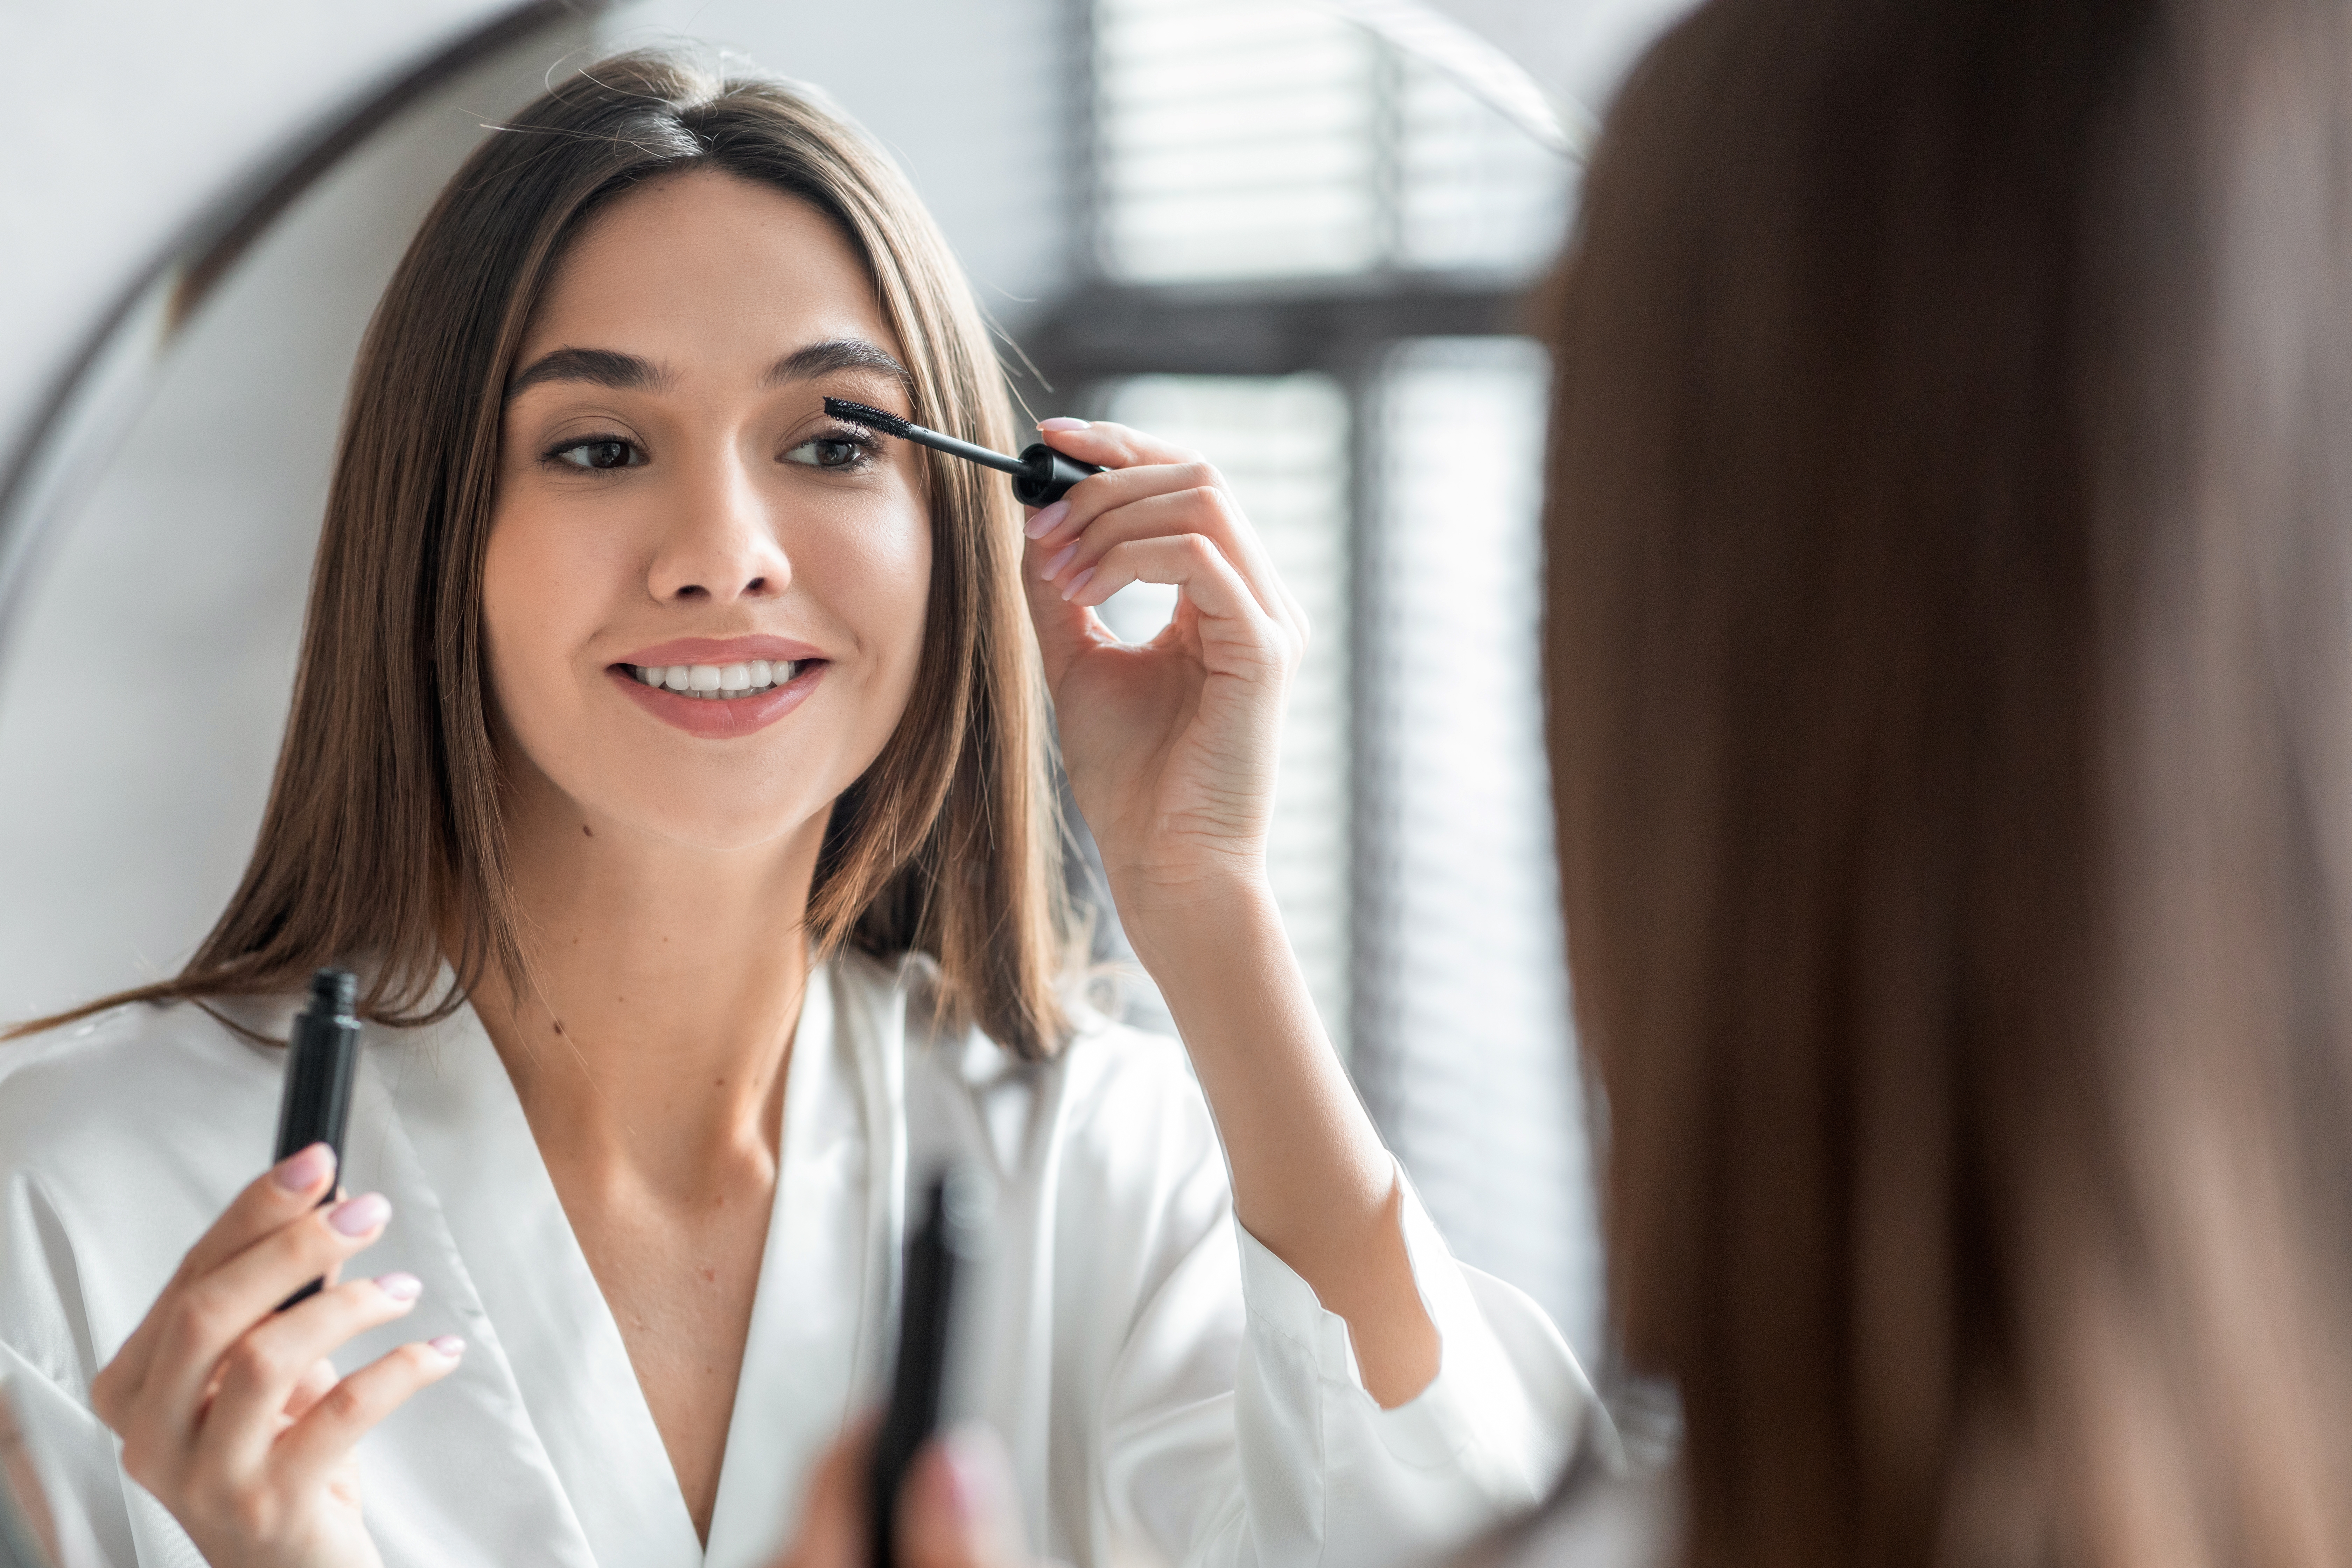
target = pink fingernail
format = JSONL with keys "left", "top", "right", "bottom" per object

{"left": 374, "top": 1272, "right": 422, "bottom": 1302}
{"left": 1062, "top": 567, "right": 1097, "bottom": 602}
{"left": 1024, "top": 499, "right": 1069, "bottom": 539}
{"left": 428, "top": 1335, "right": 465, "bottom": 1358}
{"left": 1041, "top": 542, "right": 1078, "bottom": 580}
{"left": 273, "top": 1143, "right": 335, "bottom": 1193}
{"left": 939, "top": 1424, "right": 1006, "bottom": 1525}
{"left": 329, "top": 1193, "right": 390, "bottom": 1236}
{"left": 1037, "top": 416, "right": 1090, "bottom": 432}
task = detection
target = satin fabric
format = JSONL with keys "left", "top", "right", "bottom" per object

{"left": 0, "top": 951, "right": 1595, "bottom": 1568}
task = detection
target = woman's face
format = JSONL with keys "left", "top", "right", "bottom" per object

{"left": 485, "top": 169, "right": 930, "bottom": 852}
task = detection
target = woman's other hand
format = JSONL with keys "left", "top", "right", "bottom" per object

{"left": 1020, "top": 419, "right": 1307, "bottom": 917}
{"left": 87, "top": 1144, "right": 462, "bottom": 1568}
{"left": 771, "top": 1420, "right": 1030, "bottom": 1568}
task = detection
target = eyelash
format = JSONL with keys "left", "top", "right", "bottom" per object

{"left": 536, "top": 424, "right": 884, "bottom": 476}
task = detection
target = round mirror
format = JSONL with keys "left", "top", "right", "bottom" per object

{"left": 0, "top": 0, "right": 1693, "bottom": 1380}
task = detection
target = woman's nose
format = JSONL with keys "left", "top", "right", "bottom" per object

{"left": 646, "top": 456, "right": 792, "bottom": 603}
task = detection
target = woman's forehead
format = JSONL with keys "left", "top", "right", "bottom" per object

{"left": 518, "top": 169, "right": 902, "bottom": 383}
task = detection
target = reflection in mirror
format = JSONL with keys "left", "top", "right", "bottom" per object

{"left": 0, "top": 0, "right": 1694, "bottom": 1416}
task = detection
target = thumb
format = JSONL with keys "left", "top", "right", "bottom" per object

{"left": 1020, "top": 529, "right": 1101, "bottom": 689}
{"left": 768, "top": 1417, "right": 873, "bottom": 1568}
{"left": 899, "top": 1423, "right": 1029, "bottom": 1568}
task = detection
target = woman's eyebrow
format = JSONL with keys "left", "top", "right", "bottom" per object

{"left": 765, "top": 338, "right": 912, "bottom": 390}
{"left": 505, "top": 346, "right": 671, "bottom": 402}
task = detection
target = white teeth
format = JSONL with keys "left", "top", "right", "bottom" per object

{"left": 629, "top": 659, "right": 799, "bottom": 698}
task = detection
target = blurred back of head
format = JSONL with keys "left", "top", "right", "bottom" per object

{"left": 1544, "top": 0, "right": 2352, "bottom": 1562}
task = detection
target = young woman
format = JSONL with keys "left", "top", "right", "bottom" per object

{"left": 0, "top": 49, "right": 1591, "bottom": 1568}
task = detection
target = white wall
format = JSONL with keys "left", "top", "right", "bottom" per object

{"left": 0, "top": 2, "right": 518, "bottom": 487}
{"left": 0, "top": 31, "right": 593, "bottom": 1019}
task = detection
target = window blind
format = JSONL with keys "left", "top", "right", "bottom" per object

{"left": 1092, "top": 0, "right": 1566, "bottom": 283}
{"left": 1096, "top": 374, "right": 1356, "bottom": 1056}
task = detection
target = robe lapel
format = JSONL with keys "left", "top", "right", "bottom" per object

{"left": 380, "top": 1004, "right": 703, "bottom": 1568}
{"left": 703, "top": 958, "right": 907, "bottom": 1568}
{"left": 343, "top": 1030, "right": 606, "bottom": 1568}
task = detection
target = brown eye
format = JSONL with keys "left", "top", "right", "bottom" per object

{"left": 550, "top": 437, "right": 643, "bottom": 471}
{"left": 784, "top": 436, "right": 866, "bottom": 470}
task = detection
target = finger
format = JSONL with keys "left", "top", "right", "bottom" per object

{"left": 772, "top": 1418, "right": 875, "bottom": 1568}
{"left": 1031, "top": 416, "right": 1199, "bottom": 473}
{"left": 98, "top": 1145, "right": 339, "bottom": 1412}
{"left": 1057, "top": 536, "right": 1289, "bottom": 675}
{"left": 271, "top": 1335, "right": 463, "bottom": 1495}
{"left": 899, "top": 1424, "right": 1029, "bottom": 1568}
{"left": 142, "top": 1193, "right": 393, "bottom": 1440}
{"left": 1030, "top": 485, "right": 1289, "bottom": 626}
{"left": 1020, "top": 455, "right": 1223, "bottom": 552}
{"left": 200, "top": 1273, "right": 424, "bottom": 1477}
{"left": 1020, "top": 541, "right": 1125, "bottom": 688}
{"left": 280, "top": 1357, "right": 339, "bottom": 1427}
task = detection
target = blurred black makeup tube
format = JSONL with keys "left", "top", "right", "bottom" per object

{"left": 824, "top": 398, "right": 1102, "bottom": 509}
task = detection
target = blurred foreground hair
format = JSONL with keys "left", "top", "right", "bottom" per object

{"left": 9, "top": 50, "right": 1069, "bottom": 1058}
{"left": 1546, "top": 0, "right": 2352, "bottom": 1561}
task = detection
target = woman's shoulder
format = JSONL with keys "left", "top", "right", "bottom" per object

{"left": 0, "top": 995, "right": 289, "bottom": 1185}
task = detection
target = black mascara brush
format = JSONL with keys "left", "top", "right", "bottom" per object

{"left": 825, "top": 398, "right": 1103, "bottom": 509}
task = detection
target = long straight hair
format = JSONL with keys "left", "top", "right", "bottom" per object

{"left": 1546, "top": 0, "right": 2352, "bottom": 1561}
{"left": 12, "top": 51, "right": 1070, "bottom": 1058}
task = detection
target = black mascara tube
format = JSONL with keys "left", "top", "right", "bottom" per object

{"left": 272, "top": 968, "right": 361, "bottom": 1309}
{"left": 825, "top": 398, "right": 1104, "bottom": 509}
{"left": 870, "top": 1164, "right": 993, "bottom": 1568}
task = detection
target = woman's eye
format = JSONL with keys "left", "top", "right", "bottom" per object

{"left": 784, "top": 436, "right": 867, "bottom": 470}
{"left": 548, "top": 437, "right": 643, "bottom": 471}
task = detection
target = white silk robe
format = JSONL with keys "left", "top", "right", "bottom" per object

{"left": 0, "top": 951, "right": 1596, "bottom": 1568}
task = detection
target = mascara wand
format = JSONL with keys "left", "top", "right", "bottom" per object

{"left": 824, "top": 398, "right": 1103, "bottom": 509}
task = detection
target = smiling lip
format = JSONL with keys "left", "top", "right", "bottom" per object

{"left": 611, "top": 659, "right": 825, "bottom": 738}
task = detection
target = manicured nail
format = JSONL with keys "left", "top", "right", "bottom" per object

{"left": 1062, "top": 567, "right": 1097, "bottom": 602}
{"left": 273, "top": 1142, "right": 335, "bottom": 1193}
{"left": 329, "top": 1193, "right": 391, "bottom": 1236}
{"left": 1041, "top": 542, "right": 1078, "bottom": 580}
{"left": 374, "top": 1272, "right": 422, "bottom": 1302}
{"left": 1024, "top": 499, "right": 1070, "bottom": 539}
{"left": 1037, "top": 416, "right": 1089, "bottom": 432}
{"left": 428, "top": 1335, "right": 465, "bottom": 1358}
{"left": 939, "top": 1423, "right": 1008, "bottom": 1525}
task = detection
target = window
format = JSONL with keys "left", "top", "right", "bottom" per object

{"left": 1049, "top": 0, "right": 1606, "bottom": 1372}
{"left": 1097, "top": 374, "right": 1354, "bottom": 1053}
{"left": 1090, "top": 0, "right": 1567, "bottom": 283}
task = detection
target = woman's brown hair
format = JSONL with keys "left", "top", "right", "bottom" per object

{"left": 1546, "top": 0, "right": 2352, "bottom": 1562}
{"left": 12, "top": 50, "right": 1069, "bottom": 1058}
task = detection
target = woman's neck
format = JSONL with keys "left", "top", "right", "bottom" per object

{"left": 463, "top": 775, "right": 827, "bottom": 1197}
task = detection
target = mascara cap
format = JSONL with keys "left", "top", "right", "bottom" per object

{"left": 1012, "top": 444, "right": 1104, "bottom": 509}
{"left": 306, "top": 968, "right": 357, "bottom": 1018}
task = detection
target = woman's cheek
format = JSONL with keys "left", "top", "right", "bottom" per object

{"left": 479, "top": 499, "right": 604, "bottom": 751}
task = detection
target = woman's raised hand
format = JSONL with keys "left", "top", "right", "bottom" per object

{"left": 1020, "top": 420, "right": 1442, "bottom": 1406}
{"left": 88, "top": 1144, "right": 462, "bottom": 1568}
{"left": 1020, "top": 419, "right": 1307, "bottom": 917}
